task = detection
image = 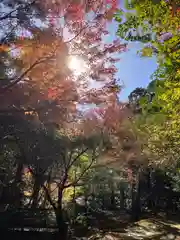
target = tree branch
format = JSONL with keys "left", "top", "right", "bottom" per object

{"left": 0, "top": 0, "right": 37, "bottom": 21}
{"left": 0, "top": 55, "right": 54, "bottom": 94}
{"left": 64, "top": 149, "right": 96, "bottom": 188}
{"left": 67, "top": 147, "right": 89, "bottom": 170}
{"left": 42, "top": 184, "right": 57, "bottom": 210}
{"left": 27, "top": 166, "right": 57, "bottom": 210}
{"left": 0, "top": 9, "right": 18, "bottom": 21}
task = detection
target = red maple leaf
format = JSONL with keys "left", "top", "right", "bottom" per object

{"left": 48, "top": 88, "right": 58, "bottom": 99}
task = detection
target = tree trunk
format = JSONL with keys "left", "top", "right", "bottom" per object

{"left": 110, "top": 188, "right": 115, "bottom": 208}
{"left": 14, "top": 162, "right": 23, "bottom": 207}
{"left": 55, "top": 208, "right": 67, "bottom": 236}
{"left": 72, "top": 184, "right": 76, "bottom": 224}
{"left": 120, "top": 184, "right": 125, "bottom": 210}
{"left": 146, "top": 167, "right": 153, "bottom": 209}
{"left": 101, "top": 194, "right": 105, "bottom": 210}
{"left": 131, "top": 169, "right": 141, "bottom": 221}
{"left": 109, "top": 181, "right": 115, "bottom": 209}
{"left": 42, "top": 172, "right": 51, "bottom": 208}
{"left": 54, "top": 187, "right": 68, "bottom": 239}
{"left": 41, "top": 181, "right": 67, "bottom": 239}
{"left": 31, "top": 177, "right": 41, "bottom": 208}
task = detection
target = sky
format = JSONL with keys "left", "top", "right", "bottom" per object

{"left": 106, "top": 0, "right": 158, "bottom": 101}
{"left": 117, "top": 43, "right": 157, "bottom": 101}
{"left": 105, "top": 20, "right": 158, "bottom": 101}
{"left": 0, "top": 0, "right": 158, "bottom": 103}
{"left": 81, "top": 17, "right": 158, "bottom": 111}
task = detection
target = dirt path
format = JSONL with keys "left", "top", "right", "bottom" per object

{"left": 73, "top": 211, "right": 180, "bottom": 240}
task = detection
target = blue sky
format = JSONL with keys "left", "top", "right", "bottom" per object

{"left": 106, "top": 0, "right": 158, "bottom": 101}
{"left": 106, "top": 19, "right": 158, "bottom": 101}
{"left": 117, "top": 40, "right": 158, "bottom": 101}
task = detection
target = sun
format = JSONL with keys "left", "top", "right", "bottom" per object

{"left": 68, "top": 56, "right": 89, "bottom": 76}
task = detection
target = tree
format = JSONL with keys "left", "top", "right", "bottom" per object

{"left": 0, "top": 111, "right": 109, "bottom": 235}
{"left": 115, "top": 0, "right": 179, "bottom": 165}
{"left": 0, "top": 0, "right": 126, "bottom": 128}
{"left": 0, "top": 1, "right": 130, "bottom": 237}
{"left": 26, "top": 134, "right": 103, "bottom": 237}
{"left": 81, "top": 102, "right": 148, "bottom": 217}
{"left": 115, "top": 1, "right": 179, "bottom": 42}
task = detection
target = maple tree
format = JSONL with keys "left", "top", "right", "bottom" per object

{"left": 0, "top": 0, "right": 130, "bottom": 237}
{"left": 0, "top": 0, "right": 126, "bottom": 129}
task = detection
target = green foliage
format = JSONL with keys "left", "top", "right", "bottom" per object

{"left": 119, "top": 0, "right": 179, "bottom": 168}
{"left": 115, "top": 0, "right": 180, "bottom": 56}
{"left": 114, "top": 9, "right": 124, "bottom": 23}
{"left": 123, "top": 0, "right": 136, "bottom": 10}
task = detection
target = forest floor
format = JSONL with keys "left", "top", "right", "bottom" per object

{"left": 72, "top": 210, "right": 180, "bottom": 240}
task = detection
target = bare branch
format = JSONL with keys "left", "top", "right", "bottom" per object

{"left": 0, "top": 9, "right": 18, "bottom": 21}
{"left": 64, "top": 149, "right": 96, "bottom": 188}
{"left": 67, "top": 147, "right": 89, "bottom": 170}
{"left": 65, "top": 25, "right": 88, "bottom": 44}
{"left": 0, "top": 0, "right": 37, "bottom": 21}
{"left": 0, "top": 25, "right": 18, "bottom": 44}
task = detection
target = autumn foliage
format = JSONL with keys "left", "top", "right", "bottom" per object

{"left": 0, "top": 0, "right": 126, "bottom": 129}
